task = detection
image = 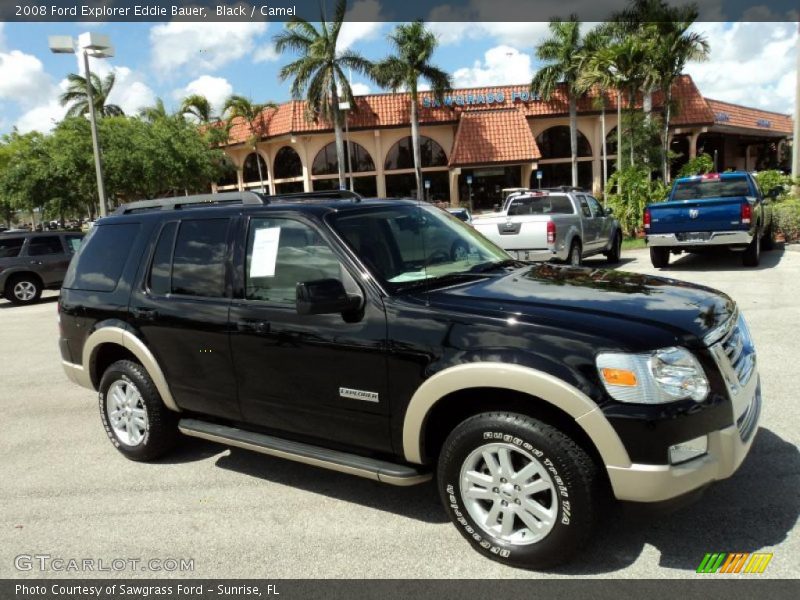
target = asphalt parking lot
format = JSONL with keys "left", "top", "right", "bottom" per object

{"left": 1, "top": 246, "right": 798, "bottom": 579}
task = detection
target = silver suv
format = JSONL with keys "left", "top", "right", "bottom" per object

{"left": 0, "top": 232, "right": 83, "bottom": 305}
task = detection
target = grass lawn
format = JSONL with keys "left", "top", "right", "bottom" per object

{"left": 622, "top": 237, "right": 646, "bottom": 250}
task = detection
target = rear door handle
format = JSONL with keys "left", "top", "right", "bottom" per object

{"left": 29, "top": 260, "right": 43, "bottom": 265}
{"left": 237, "top": 319, "right": 270, "bottom": 334}
{"left": 132, "top": 307, "right": 158, "bottom": 321}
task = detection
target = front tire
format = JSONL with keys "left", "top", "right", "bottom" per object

{"left": 437, "top": 412, "right": 599, "bottom": 569}
{"left": 98, "top": 360, "right": 178, "bottom": 461}
{"left": 650, "top": 246, "right": 670, "bottom": 268}
{"left": 4, "top": 274, "right": 42, "bottom": 305}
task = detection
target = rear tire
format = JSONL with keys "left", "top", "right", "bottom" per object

{"left": 760, "top": 221, "right": 775, "bottom": 251}
{"left": 437, "top": 412, "right": 599, "bottom": 569}
{"left": 4, "top": 274, "right": 42, "bottom": 305}
{"left": 98, "top": 360, "right": 178, "bottom": 461}
{"left": 566, "top": 240, "right": 582, "bottom": 267}
{"left": 742, "top": 232, "right": 761, "bottom": 267}
{"left": 649, "top": 247, "right": 670, "bottom": 269}
{"left": 605, "top": 233, "right": 622, "bottom": 264}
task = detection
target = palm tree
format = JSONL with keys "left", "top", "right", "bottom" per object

{"left": 222, "top": 95, "right": 277, "bottom": 192}
{"left": 274, "top": 0, "right": 373, "bottom": 189}
{"left": 59, "top": 72, "right": 124, "bottom": 118}
{"left": 373, "top": 21, "right": 451, "bottom": 201}
{"left": 138, "top": 98, "right": 172, "bottom": 123}
{"left": 180, "top": 94, "right": 214, "bottom": 123}
{"left": 530, "top": 16, "right": 586, "bottom": 188}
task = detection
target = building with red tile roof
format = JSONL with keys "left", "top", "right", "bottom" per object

{"left": 216, "top": 74, "right": 793, "bottom": 211}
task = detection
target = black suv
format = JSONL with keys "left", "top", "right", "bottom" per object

{"left": 59, "top": 191, "right": 761, "bottom": 568}
{"left": 1, "top": 231, "right": 83, "bottom": 304}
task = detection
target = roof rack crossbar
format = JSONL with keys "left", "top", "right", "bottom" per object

{"left": 115, "top": 191, "right": 266, "bottom": 215}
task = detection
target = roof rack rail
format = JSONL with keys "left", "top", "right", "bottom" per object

{"left": 114, "top": 191, "right": 266, "bottom": 215}
{"left": 114, "top": 189, "right": 362, "bottom": 215}
{"left": 542, "top": 186, "right": 586, "bottom": 193}
{"left": 266, "top": 189, "right": 362, "bottom": 202}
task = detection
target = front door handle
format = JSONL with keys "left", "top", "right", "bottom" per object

{"left": 237, "top": 319, "right": 270, "bottom": 334}
{"left": 132, "top": 307, "right": 158, "bottom": 321}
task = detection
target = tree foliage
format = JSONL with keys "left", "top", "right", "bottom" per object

{"left": 59, "top": 72, "right": 124, "bottom": 118}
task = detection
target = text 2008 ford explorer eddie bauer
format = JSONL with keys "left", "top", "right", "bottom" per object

{"left": 645, "top": 171, "right": 776, "bottom": 269}
{"left": 59, "top": 191, "right": 761, "bottom": 569}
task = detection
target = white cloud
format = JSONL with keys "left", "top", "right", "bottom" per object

{"left": 685, "top": 21, "right": 797, "bottom": 113}
{"left": 350, "top": 82, "right": 371, "bottom": 96}
{"left": 253, "top": 43, "right": 280, "bottom": 63}
{"left": 150, "top": 22, "right": 268, "bottom": 76}
{"left": 337, "top": 0, "right": 384, "bottom": 52}
{"left": 453, "top": 45, "right": 533, "bottom": 88}
{"left": 15, "top": 78, "right": 70, "bottom": 134}
{"left": 0, "top": 50, "right": 53, "bottom": 106}
{"left": 176, "top": 75, "right": 233, "bottom": 117}
{"left": 427, "top": 20, "right": 550, "bottom": 49}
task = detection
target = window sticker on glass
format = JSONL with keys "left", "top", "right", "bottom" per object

{"left": 250, "top": 227, "right": 281, "bottom": 278}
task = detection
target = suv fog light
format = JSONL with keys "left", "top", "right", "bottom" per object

{"left": 669, "top": 435, "right": 708, "bottom": 465}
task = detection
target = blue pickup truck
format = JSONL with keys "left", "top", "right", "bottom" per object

{"left": 645, "top": 171, "right": 776, "bottom": 268}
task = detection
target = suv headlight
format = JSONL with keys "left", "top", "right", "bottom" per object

{"left": 596, "top": 347, "right": 709, "bottom": 404}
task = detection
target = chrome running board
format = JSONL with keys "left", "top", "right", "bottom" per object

{"left": 178, "top": 418, "right": 431, "bottom": 486}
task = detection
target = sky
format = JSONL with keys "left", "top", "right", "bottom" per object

{"left": 0, "top": 2, "right": 797, "bottom": 135}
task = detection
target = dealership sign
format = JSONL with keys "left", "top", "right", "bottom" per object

{"left": 422, "top": 90, "right": 542, "bottom": 108}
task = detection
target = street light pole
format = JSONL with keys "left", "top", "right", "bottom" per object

{"left": 792, "top": 21, "right": 799, "bottom": 188}
{"left": 49, "top": 33, "right": 113, "bottom": 219}
{"left": 82, "top": 49, "right": 108, "bottom": 217}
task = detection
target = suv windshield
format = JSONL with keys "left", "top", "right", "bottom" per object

{"left": 329, "top": 204, "right": 510, "bottom": 292}
{"left": 672, "top": 176, "right": 751, "bottom": 200}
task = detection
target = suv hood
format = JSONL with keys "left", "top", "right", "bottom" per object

{"left": 417, "top": 263, "right": 735, "bottom": 344}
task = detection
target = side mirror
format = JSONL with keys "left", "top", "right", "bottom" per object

{"left": 296, "top": 279, "right": 362, "bottom": 316}
{"left": 604, "top": 207, "right": 614, "bottom": 216}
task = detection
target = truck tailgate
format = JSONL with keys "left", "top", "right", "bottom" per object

{"left": 473, "top": 216, "right": 550, "bottom": 250}
{"left": 649, "top": 196, "right": 747, "bottom": 234}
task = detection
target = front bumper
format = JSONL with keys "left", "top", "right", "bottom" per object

{"left": 646, "top": 230, "right": 753, "bottom": 248}
{"left": 607, "top": 373, "right": 760, "bottom": 503}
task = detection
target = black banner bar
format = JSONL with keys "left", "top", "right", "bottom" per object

{"left": 2, "top": 0, "right": 799, "bottom": 23}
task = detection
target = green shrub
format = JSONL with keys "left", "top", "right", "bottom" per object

{"left": 755, "top": 170, "right": 797, "bottom": 201}
{"left": 677, "top": 153, "right": 713, "bottom": 178}
{"left": 606, "top": 166, "right": 669, "bottom": 236}
{"left": 774, "top": 199, "right": 800, "bottom": 242}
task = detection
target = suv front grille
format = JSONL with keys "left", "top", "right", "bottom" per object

{"left": 713, "top": 313, "right": 756, "bottom": 392}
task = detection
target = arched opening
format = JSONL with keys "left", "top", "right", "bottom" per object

{"left": 216, "top": 154, "right": 238, "bottom": 188}
{"left": 312, "top": 141, "right": 375, "bottom": 175}
{"left": 273, "top": 146, "right": 302, "bottom": 179}
{"left": 311, "top": 141, "right": 377, "bottom": 195}
{"left": 242, "top": 152, "right": 268, "bottom": 185}
{"left": 384, "top": 136, "right": 447, "bottom": 170}
{"left": 535, "top": 126, "right": 592, "bottom": 159}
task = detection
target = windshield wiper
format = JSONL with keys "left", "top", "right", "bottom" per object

{"left": 467, "top": 259, "right": 520, "bottom": 273}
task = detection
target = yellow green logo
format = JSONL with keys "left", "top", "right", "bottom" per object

{"left": 697, "top": 552, "right": 773, "bottom": 574}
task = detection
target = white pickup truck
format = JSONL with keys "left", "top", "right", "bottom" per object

{"left": 472, "top": 189, "right": 623, "bottom": 265}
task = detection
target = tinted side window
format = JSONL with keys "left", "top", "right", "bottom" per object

{"left": 64, "top": 224, "right": 140, "bottom": 292}
{"left": 577, "top": 196, "right": 592, "bottom": 218}
{"left": 172, "top": 219, "right": 229, "bottom": 298}
{"left": 246, "top": 218, "right": 342, "bottom": 304}
{"left": 0, "top": 237, "right": 24, "bottom": 258}
{"left": 27, "top": 236, "right": 63, "bottom": 256}
{"left": 148, "top": 222, "right": 177, "bottom": 296}
{"left": 586, "top": 196, "right": 603, "bottom": 217}
{"left": 65, "top": 235, "right": 83, "bottom": 254}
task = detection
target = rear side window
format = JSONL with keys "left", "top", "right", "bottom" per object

{"left": 64, "top": 223, "right": 140, "bottom": 292}
{"left": 148, "top": 222, "right": 177, "bottom": 296}
{"left": 171, "top": 219, "right": 229, "bottom": 298}
{"left": 27, "top": 236, "right": 63, "bottom": 256}
{"left": 0, "top": 237, "right": 24, "bottom": 258}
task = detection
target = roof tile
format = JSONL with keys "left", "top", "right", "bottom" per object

{"left": 450, "top": 109, "right": 540, "bottom": 167}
